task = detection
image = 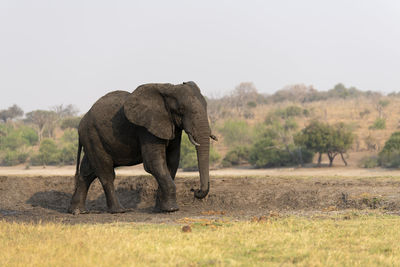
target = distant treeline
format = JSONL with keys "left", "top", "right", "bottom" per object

{"left": 0, "top": 104, "right": 81, "bottom": 166}
{"left": 208, "top": 83, "right": 386, "bottom": 113}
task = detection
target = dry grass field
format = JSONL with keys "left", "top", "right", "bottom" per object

{"left": 2, "top": 212, "right": 400, "bottom": 266}
{"left": 1, "top": 166, "right": 400, "bottom": 266}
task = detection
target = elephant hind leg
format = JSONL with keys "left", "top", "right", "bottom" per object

{"left": 69, "top": 155, "right": 96, "bottom": 215}
{"left": 89, "top": 156, "right": 124, "bottom": 213}
{"left": 97, "top": 168, "right": 125, "bottom": 213}
{"left": 80, "top": 132, "right": 124, "bottom": 214}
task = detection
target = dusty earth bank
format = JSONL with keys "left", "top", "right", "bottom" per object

{"left": 1, "top": 167, "right": 400, "bottom": 224}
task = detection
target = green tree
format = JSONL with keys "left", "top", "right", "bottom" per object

{"left": 57, "top": 129, "right": 79, "bottom": 166}
{"left": 327, "top": 83, "right": 362, "bottom": 99}
{"left": 31, "top": 139, "right": 59, "bottom": 166}
{"left": 0, "top": 124, "right": 37, "bottom": 166}
{"left": 1, "top": 150, "right": 29, "bottom": 166}
{"left": 60, "top": 129, "right": 78, "bottom": 145}
{"left": 222, "top": 146, "right": 250, "bottom": 167}
{"left": 264, "top": 109, "right": 309, "bottom": 165}
{"left": 0, "top": 131, "right": 25, "bottom": 150}
{"left": 0, "top": 104, "right": 24, "bottom": 123}
{"left": 327, "top": 123, "right": 355, "bottom": 166}
{"left": 267, "top": 105, "right": 308, "bottom": 121}
{"left": 295, "top": 121, "right": 354, "bottom": 167}
{"left": 369, "top": 118, "right": 386, "bottom": 130}
{"left": 58, "top": 143, "right": 76, "bottom": 165}
{"left": 378, "top": 132, "right": 400, "bottom": 168}
{"left": 249, "top": 137, "right": 291, "bottom": 168}
{"left": 20, "top": 126, "right": 39, "bottom": 146}
{"left": 0, "top": 125, "right": 38, "bottom": 150}
{"left": 295, "top": 121, "right": 331, "bottom": 166}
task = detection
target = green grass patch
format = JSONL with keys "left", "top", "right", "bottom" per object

{"left": 1, "top": 213, "right": 400, "bottom": 266}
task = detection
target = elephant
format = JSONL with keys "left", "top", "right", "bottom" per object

{"left": 68, "top": 81, "right": 217, "bottom": 214}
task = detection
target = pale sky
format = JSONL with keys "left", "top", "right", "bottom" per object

{"left": 1, "top": 1, "right": 399, "bottom": 114}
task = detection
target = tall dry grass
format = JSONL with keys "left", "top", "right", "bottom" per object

{"left": 1, "top": 212, "right": 400, "bottom": 266}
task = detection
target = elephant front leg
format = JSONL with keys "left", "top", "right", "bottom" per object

{"left": 153, "top": 178, "right": 179, "bottom": 212}
{"left": 148, "top": 163, "right": 179, "bottom": 212}
{"left": 141, "top": 141, "right": 179, "bottom": 212}
{"left": 153, "top": 139, "right": 181, "bottom": 211}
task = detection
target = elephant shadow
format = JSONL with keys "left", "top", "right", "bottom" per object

{"left": 26, "top": 186, "right": 148, "bottom": 214}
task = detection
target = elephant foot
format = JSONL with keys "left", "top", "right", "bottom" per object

{"left": 109, "top": 206, "right": 127, "bottom": 214}
{"left": 155, "top": 198, "right": 179, "bottom": 212}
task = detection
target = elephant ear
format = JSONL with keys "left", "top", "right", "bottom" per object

{"left": 123, "top": 85, "right": 174, "bottom": 140}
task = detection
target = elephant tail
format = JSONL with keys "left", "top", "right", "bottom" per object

{"left": 74, "top": 140, "right": 82, "bottom": 186}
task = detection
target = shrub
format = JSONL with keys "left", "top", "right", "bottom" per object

{"left": 1, "top": 150, "right": 29, "bottom": 166}
{"left": 29, "top": 153, "right": 43, "bottom": 166}
{"left": 218, "top": 120, "right": 253, "bottom": 147}
{"left": 58, "top": 143, "right": 76, "bottom": 165}
{"left": 381, "top": 132, "right": 400, "bottom": 152}
{"left": 359, "top": 156, "right": 379, "bottom": 168}
{"left": 249, "top": 138, "right": 291, "bottom": 168}
{"left": 369, "top": 118, "right": 386, "bottom": 130}
{"left": 294, "top": 121, "right": 331, "bottom": 154}
{"left": 180, "top": 150, "right": 198, "bottom": 171}
{"left": 378, "top": 132, "right": 400, "bottom": 168}
{"left": 294, "top": 147, "right": 315, "bottom": 165}
{"left": 210, "top": 147, "right": 221, "bottom": 165}
{"left": 0, "top": 125, "right": 38, "bottom": 151}
{"left": 20, "top": 126, "right": 39, "bottom": 146}
{"left": 0, "top": 131, "right": 25, "bottom": 150}
{"left": 222, "top": 146, "right": 250, "bottom": 167}
{"left": 61, "top": 129, "right": 78, "bottom": 146}
{"left": 378, "top": 150, "right": 400, "bottom": 168}
{"left": 266, "top": 106, "right": 309, "bottom": 123}
{"left": 248, "top": 139, "right": 314, "bottom": 168}
{"left": 30, "top": 139, "right": 59, "bottom": 166}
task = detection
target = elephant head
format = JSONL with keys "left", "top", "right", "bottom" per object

{"left": 123, "top": 81, "right": 213, "bottom": 199}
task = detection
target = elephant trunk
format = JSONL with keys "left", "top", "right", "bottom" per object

{"left": 192, "top": 122, "right": 211, "bottom": 199}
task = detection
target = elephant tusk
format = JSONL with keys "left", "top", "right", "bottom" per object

{"left": 210, "top": 134, "right": 218, "bottom": 141}
{"left": 188, "top": 133, "right": 200, "bottom": 146}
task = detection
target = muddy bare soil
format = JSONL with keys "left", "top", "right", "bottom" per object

{"left": 1, "top": 175, "right": 400, "bottom": 224}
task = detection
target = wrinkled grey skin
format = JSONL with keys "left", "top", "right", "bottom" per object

{"left": 69, "top": 82, "right": 215, "bottom": 214}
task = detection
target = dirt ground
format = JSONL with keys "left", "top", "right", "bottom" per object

{"left": 1, "top": 166, "right": 400, "bottom": 224}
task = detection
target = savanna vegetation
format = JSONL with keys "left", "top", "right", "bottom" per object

{"left": 1, "top": 82, "right": 400, "bottom": 169}
{"left": 207, "top": 82, "right": 400, "bottom": 169}
{"left": 0, "top": 104, "right": 79, "bottom": 167}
